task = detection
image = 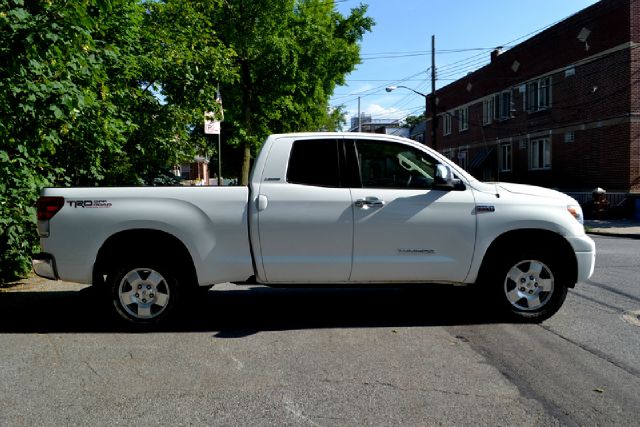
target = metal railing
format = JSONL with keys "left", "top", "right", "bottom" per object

{"left": 563, "top": 192, "right": 628, "bottom": 206}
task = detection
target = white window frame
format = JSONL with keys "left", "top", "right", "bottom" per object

{"left": 457, "top": 107, "right": 469, "bottom": 132}
{"left": 457, "top": 150, "right": 468, "bottom": 170}
{"left": 526, "top": 76, "right": 552, "bottom": 112}
{"left": 529, "top": 138, "right": 551, "bottom": 170}
{"left": 564, "top": 131, "right": 575, "bottom": 143}
{"left": 500, "top": 143, "right": 512, "bottom": 172}
{"left": 539, "top": 77, "right": 551, "bottom": 109}
{"left": 482, "top": 97, "right": 495, "bottom": 125}
{"left": 499, "top": 90, "right": 512, "bottom": 120}
{"left": 443, "top": 112, "right": 452, "bottom": 136}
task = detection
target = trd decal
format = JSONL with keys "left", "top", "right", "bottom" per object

{"left": 67, "top": 200, "right": 112, "bottom": 208}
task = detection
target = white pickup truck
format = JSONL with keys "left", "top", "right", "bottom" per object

{"left": 33, "top": 132, "right": 595, "bottom": 325}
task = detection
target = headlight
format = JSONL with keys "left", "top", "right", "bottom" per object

{"left": 567, "top": 205, "right": 584, "bottom": 225}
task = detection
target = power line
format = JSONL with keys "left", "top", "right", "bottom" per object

{"left": 331, "top": 69, "right": 428, "bottom": 103}
{"left": 359, "top": 47, "right": 504, "bottom": 61}
{"left": 360, "top": 47, "right": 506, "bottom": 56}
{"left": 335, "top": 1, "right": 620, "bottom": 125}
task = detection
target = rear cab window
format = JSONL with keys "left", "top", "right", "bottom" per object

{"left": 286, "top": 139, "right": 342, "bottom": 187}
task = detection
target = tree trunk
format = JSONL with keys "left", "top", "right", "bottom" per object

{"left": 240, "top": 59, "right": 252, "bottom": 186}
{"left": 241, "top": 142, "right": 251, "bottom": 186}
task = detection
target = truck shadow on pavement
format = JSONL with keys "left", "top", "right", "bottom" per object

{"left": 0, "top": 284, "right": 517, "bottom": 334}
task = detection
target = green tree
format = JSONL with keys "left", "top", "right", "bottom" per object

{"left": 215, "top": 0, "right": 373, "bottom": 184}
{"left": 0, "top": 0, "right": 370, "bottom": 282}
{"left": 403, "top": 114, "right": 426, "bottom": 128}
{"left": 0, "top": 0, "right": 122, "bottom": 281}
{"left": 139, "top": 0, "right": 236, "bottom": 182}
{"left": 0, "top": 0, "right": 235, "bottom": 282}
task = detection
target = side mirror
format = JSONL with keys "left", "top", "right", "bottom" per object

{"left": 433, "top": 164, "right": 461, "bottom": 190}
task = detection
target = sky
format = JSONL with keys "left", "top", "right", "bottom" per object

{"left": 332, "top": 0, "right": 600, "bottom": 128}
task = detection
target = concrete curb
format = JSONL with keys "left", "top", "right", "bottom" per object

{"left": 587, "top": 231, "right": 640, "bottom": 240}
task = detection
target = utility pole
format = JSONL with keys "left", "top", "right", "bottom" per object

{"left": 357, "top": 96, "right": 362, "bottom": 132}
{"left": 217, "top": 133, "right": 222, "bottom": 186}
{"left": 431, "top": 34, "right": 438, "bottom": 151}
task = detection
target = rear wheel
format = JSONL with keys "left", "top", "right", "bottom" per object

{"left": 108, "top": 262, "right": 180, "bottom": 325}
{"left": 490, "top": 252, "right": 569, "bottom": 321}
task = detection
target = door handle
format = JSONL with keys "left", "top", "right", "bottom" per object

{"left": 355, "top": 197, "right": 385, "bottom": 209}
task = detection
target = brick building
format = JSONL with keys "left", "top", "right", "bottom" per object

{"left": 421, "top": 0, "right": 639, "bottom": 192}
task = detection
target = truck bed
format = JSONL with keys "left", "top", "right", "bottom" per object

{"left": 39, "top": 186, "right": 254, "bottom": 286}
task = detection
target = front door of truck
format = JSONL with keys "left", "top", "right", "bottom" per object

{"left": 348, "top": 139, "right": 477, "bottom": 283}
{"left": 256, "top": 137, "right": 353, "bottom": 283}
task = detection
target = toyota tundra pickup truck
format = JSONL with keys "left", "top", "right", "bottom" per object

{"left": 33, "top": 132, "right": 596, "bottom": 325}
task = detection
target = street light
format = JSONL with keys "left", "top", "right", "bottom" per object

{"left": 385, "top": 85, "right": 427, "bottom": 98}
{"left": 385, "top": 85, "right": 431, "bottom": 149}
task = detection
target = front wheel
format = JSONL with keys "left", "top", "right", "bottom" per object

{"left": 492, "top": 254, "right": 569, "bottom": 322}
{"left": 108, "top": 263, "right": 180, "bottom": 325}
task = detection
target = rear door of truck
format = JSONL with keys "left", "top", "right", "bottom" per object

{"left": 252, "top": 135, "right": 353, "bottom": 283}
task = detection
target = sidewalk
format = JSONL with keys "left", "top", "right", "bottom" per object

{"left": 584, "top": 219, "right": 640, "bottom": 239}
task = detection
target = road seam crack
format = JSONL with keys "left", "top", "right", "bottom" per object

{"left": 538, "top": 324, "right": 640, "bottom": 379}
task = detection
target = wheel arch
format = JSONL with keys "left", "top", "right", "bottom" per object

{"left": 477, "top": 229, "right": 578, "bottom": 288}
{"left": 93, "top": 229, "right": 198, "bottom": 290}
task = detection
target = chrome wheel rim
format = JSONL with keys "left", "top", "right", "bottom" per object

{"left": 503, "top": 260, "right": 554, "bottom": 311}
{"left": 118, "top": 268, "right": 171, "bottom": 320}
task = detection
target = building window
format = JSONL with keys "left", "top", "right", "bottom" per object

{"left": 482, "top": 97, "right": 495, "bottom": 125}
{"left": 564, "top": 131, "right": 575, "bottom": 143}
{"left": 526, "top": 77, "right": 551, "bottom": 112}
{"left": 457, "top": 107, "right": 469, "bottom": 132}
{"left": 500, "top": 143, "right": 512, "bottom": 172}
{"left": 499, "top": 90, "right": 512, "bottom": 120}
{"left": 443, "top": 112, "right": 452, "bottom": 136}
{"left": 529, "top": 138, "right": 551, "bottom": 170}
{"left": 539, "top": 78, "right": 551, "bottom": 109}
{"left": 458, "top": 150, "right": 468, "bottom": 170}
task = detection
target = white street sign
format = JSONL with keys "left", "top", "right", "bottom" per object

{"left": 204, "top": 112, "right": 221, "bottom": 134}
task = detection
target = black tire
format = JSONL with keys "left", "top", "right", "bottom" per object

{"left": 488, "top": 251, "right": 569, "bottom": 322}
{"left": 107, "top": 261, "right": 180, "bottom": 326}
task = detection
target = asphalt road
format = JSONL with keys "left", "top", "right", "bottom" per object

{"left": 0, "top": 235, "right": 638, "bottom": 425}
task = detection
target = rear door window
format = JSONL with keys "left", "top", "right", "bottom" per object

{"left": 287, "top": 139, "right": 341, "bottom": 187}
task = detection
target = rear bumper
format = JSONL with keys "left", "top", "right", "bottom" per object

{"left": 32, "top": 253, "right": 58, "bottom": 280}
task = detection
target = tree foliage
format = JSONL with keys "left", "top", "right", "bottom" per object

{"left": 403, "top": 114, "right": 426, "bottom": 128}
{"left": 215, "top": 0, "right": 373, "bottom": 183}
{"left": 1, "top": 0, "right": 121, "bottom": 281}
{"left": 0, "top": 0, "right": 234, "bottom": 282}
{"left": 0, "top": 0, "right": 372, "bottom": 283}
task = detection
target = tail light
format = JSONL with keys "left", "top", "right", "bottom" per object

{"left": 36, "top": 196, "right": 64, "bottom": 220}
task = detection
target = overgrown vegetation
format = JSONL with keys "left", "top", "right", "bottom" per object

{"left": 0, "top": 0, "right": 373, "bottom": 283}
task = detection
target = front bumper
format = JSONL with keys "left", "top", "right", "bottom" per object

{"left": 32, "top": 253, "right": 58, "bottom": 280}
{"left": 566, "top": 235, "right": 596, "bottom": 282}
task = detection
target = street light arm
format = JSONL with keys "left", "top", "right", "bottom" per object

{"left": 385, "top": 84, "right": 430, "bottom": 148}
{"left": 386, "top": 85, "right": 428, "bottom": 98}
